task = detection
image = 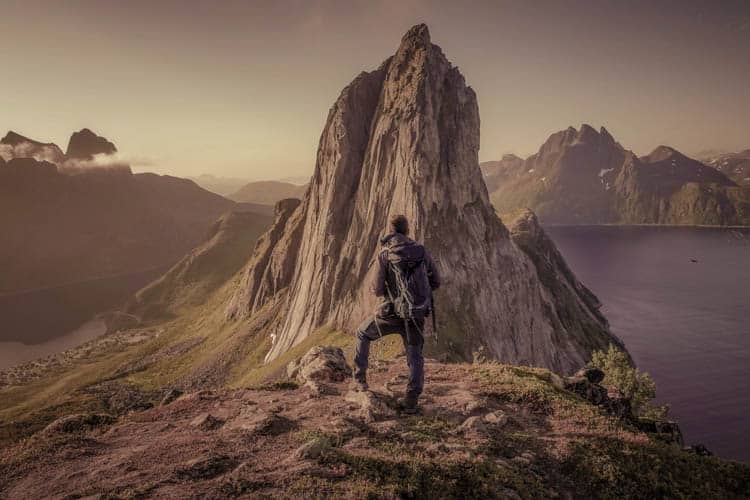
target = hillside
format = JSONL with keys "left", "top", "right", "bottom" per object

{"left": 2, "top": 350, "right": 747, "bottom": 498}
{"left": 699, "top": 149, "right": 750, "bottom": 186}
{"left": 484, "top": 126, "right": 750, "bottom": 225}
{"left": 228, "top": 180, "right": 308, "bottom": 205}
{"left": 0, "top": 157, "right": 237, "bottom": 296}
{"left": 0, "top": 129, "right": 276, "bottom": 347}
{"left": 189, "top": 174, "right": 250, "bottom": 197}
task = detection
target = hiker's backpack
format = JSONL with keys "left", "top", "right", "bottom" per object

{"left": 385, "top": 244, "right": 431, "bottom": 322}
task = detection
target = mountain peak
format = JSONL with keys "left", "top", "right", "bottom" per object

{"left": 400, "top": 23, "right": 431, "bottom": 47}
{"left": 66, "top": 129, "right": 117, "bottom": 160}
{"left": 1, "top": 131, "right": 28, "bottom": 145}
{"left": 1, "top": 131, "right": 44, "bottom": 146}
{"left": 0, "top": 131, "right": 65, "bottom": 163}
{"left": 226, "top": 26, "right": 621, "bottom": 373}
{"left": 644, "top": 145, "right": 683, "bottom": 163}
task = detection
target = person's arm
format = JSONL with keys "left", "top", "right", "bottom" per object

{"left": 425, "top": 250, "right": 441, "bottom": 290}
{"left": 371, "top": 251, "right": 387, "bottom": 297}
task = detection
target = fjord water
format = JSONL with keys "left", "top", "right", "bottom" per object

{"left": 546, "top": 225, "right": 750, "bottom": 462}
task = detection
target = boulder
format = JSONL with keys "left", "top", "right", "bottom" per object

{"left": 344, "top": 390, "right": 395, "bottom": 423}
{"left": 563, "top": 376, "right": 608, "bottom": 405}
{"left": 226, "top": 408, "right": 295, "bottom": 435}
{"left": 292, "top": 437, "right": 332, "bottom": 460}
{"left": 295, "top": 346, "right": 352, "bottom": 384}
{"left": 458, "top": 415, "right": 486, "bottom": 434}
{"left": 482, "top": 410, "right": 509, "bottom": 427}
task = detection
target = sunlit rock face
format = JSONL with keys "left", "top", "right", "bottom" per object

{"left": 227, "top": 24, "right": 623, "bottom": 374}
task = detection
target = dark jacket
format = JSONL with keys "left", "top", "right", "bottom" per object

{"left": 372, "top": 233, "right": 441, "bottom": 299}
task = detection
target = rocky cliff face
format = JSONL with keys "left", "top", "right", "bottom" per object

{"left": 226, "top": 25, "right": 622, "bottom": 374}
{"left": 487, "top": 125, "right": 749, "bottom": 225}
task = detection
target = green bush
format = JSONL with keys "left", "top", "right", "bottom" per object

{"left": 590, "top": 345, "right": 668, "bottom": 419}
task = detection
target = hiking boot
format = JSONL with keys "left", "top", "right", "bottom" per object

{"left": 349, "top": 379, "right": 369, "bottom": 392}
{"left": 400, "top": 392, "right": 419, "bottom": 414}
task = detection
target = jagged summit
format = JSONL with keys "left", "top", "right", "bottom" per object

{"left": 1, "top": 131, "right": 40, "bottom": 146}
{"left": 0, "top": 131, "right": 66, "bottom": 163}
{"left": 66, "top": 128, "right": 117, "bottom": 159}
{"left": 226, "top": 24, "right": 622, "bottom": 373}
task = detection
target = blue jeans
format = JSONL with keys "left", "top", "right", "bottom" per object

{"left": 353, "top": 314, "right": 425, "bottom": 396}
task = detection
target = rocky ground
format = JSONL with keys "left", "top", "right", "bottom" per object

{"left": 1, "top": 347, "right": 747, "bottom": 499}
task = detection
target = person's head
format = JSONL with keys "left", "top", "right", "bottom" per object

{"left": 390, "top": 214, "right": 409, "bottom": 235}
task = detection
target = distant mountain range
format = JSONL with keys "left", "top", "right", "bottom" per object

{"left": 697, "top": 149, "right": 750, "bottom": 186}
{"left": 481, "top": 125, "right": 750, "bottom": 225}
{"left": 188, "top": 174, "right": 250, "bottom": 197}
{"left": 0, "top": 129, "right": 273, "bottom": 343}
{"left": 228, "top": 180, "right": 307, "bottom": 205}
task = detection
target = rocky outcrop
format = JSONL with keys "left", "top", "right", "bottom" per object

{"left": 0, "top": 131, "right": 65, "bottom": 164}
{"left": 486, "top": 125, "right": 750, "bottom": 225}
{"left": 123, "top": 209, "right": 273, "bottom": 322}
{"left": 65, "top": 128, "right": 117, "bottom": 159}
{"left": 290, "top": 346, "right": 352, "bottom": 385}
{"left": 3, "top": 360, "right": 743, "bottom": 499}
{"left": 226, "top": 24, "right": 623, "bottom": 374}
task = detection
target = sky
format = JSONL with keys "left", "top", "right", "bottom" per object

{"left": 1, "top": 0, "right": 748, "bottom": 181}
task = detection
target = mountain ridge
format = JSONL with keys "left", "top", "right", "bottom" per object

{"left": 483, "top": 125, "right": 750, "bottom": 225}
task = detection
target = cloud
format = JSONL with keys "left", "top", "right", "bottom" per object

{"left": 0, "top": 142, "right": 64, "bottom": 164}
{"left": 59, "top": 152, "right": 153, "bottom": 174}
{"left": 1, "top": 139, "right": 154, "bottom": 175}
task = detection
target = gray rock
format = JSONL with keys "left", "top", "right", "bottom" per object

{"left": 344, "top": 389, "right": 395, "bottom": 423}
{"left": 292, "top": 437, "right": 331, "bottom": 460}
{"left": 295, "top": 346, "right": 352, "bottom": 384}
{"left": 458, "top": 415, "right": 486, "bottom": 433}
{"left": 482, "top": 410, "right": 508, "bottom": 427}
{"left": 226, "top": 408, "right": 295, "bottom": 435}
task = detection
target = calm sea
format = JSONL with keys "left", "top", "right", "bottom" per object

{"left": 546, "top": 225, "right": 750, "bottom": 462}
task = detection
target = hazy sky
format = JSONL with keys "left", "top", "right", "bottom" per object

{"left": 1, "top": 0, "right": 748, "bottom": 180}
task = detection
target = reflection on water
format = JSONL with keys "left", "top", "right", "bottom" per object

{"left": 0, "top": 317, "right": 106, "bottom": 370}
{"left": 546, "top": 225, "right": 750, "bottom": 462}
